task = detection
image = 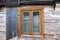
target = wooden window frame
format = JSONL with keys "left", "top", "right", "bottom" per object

{"left": 18, "top": 7, "right": 44, "bottom": 37}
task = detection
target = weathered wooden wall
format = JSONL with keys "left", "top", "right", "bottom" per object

{"left": 0, "top": 8, "right": 6, "bottom": 31}
{"left": 44, "top": 5, "right": 60, "bottom": 34}
{"left": 6, "top": 4, "right": 60, "bottom": 40}
{"left": 10, "top": 4, "right": 60, "bottom": 40}
{"left": 0, "top": 8, "right": 6, "bottom": 40}
{"left": 0, "top": 4, "right": 60, "bottom": 40}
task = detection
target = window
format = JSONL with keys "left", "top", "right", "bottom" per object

{"left": 18, "top": 7, "right": 44, "bottom": 37}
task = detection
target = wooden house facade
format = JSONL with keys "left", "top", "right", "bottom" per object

{"left": 0, "top": 0, "right": 60, "bottom": 40}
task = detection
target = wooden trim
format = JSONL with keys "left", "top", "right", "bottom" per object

{"left": 41, "top": 8, "right": 44, "bottom": 36}
{"left": 21, "top": 11, "right": 24, "bottom": 34}
{"left": 39, "top": 8, "right": 44, "bottom": 36}
{"left": 29, "top": 11, "right": 33, "bottom": 35}
{"left": 39, "top": 10, "right": 42, "bottom": 35}
{"left": 19, "top": 7, "right": 44, "bottom": 37}
{"left": 20, "top": 7, "right": 43, "bottom": 11}
{"left": 18, "top": 10, "right": 23, "bottom": 37}
{"left": 18, "top": 8, "right": 20, "bottom": 38}
{"left": 18, "top": 10, "right": 21, "bottom": 38}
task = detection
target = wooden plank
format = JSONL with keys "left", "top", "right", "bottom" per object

{"left": 18, "top": 10, "right": 23, "bottom": 37}
{"left": 40, "top": 8, "right": 44, "bottom": 36}
{"left": 29, "top": 11, "right": 33, "bottom": 35}
{"left": 39, "top": 10, "right": 42, "bottom": 35}
{"left": 21, "top": 7, "right": 43, "bottom": 11}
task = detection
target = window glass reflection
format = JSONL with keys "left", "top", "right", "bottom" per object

{"left": 33, "top": 11, "right": 40, "bottom": 33}
{"left": 23, "top": 12, "right": 29, "bottom": 32}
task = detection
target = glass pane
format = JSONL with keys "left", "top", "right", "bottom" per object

{"left": 33, "top": 11, "right": 40, "bottom": 33}
{"left": 23, "top": 12, "right": 29, "bottom": 32}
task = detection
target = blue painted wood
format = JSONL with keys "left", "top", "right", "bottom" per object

{"left": 6, "top": 8, "right": 18, "bottom": 40}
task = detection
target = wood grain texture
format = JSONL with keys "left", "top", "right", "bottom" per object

{"left": 29, "top": 11, "right": 33, "bottom": 35}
